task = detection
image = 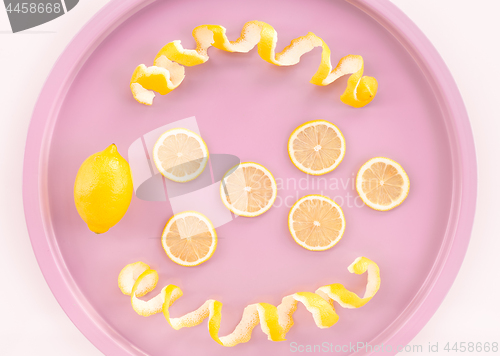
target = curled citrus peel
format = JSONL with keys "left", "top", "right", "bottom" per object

{"left": 130, "top": 21, "right": 378, "bottom": 107}
{"left": 118, "top": 257, "right": 380, "bottom": 346}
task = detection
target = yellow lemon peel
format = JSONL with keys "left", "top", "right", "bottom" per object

{"left": 130, "top": 21, "right": 378, "bottom": 107}
{"left": 118, "top": 257, "right": 380, "bottom": 346}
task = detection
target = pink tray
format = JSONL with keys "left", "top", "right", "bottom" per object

{"left": 23, "top": 0, "right": 476, "bottom": 355}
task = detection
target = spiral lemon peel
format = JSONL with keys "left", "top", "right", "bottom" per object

{"left": 130, "top": 21, "right": 378, "bottom": 107}
{"left": 118, "top": 257, "right": 380, "bottom": 347}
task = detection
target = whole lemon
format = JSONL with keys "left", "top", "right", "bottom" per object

{"left": 74, "top": 144, "right": 133, "bottom": 233}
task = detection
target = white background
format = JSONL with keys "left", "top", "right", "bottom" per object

{"left": 1, "top": 1, "right": 498, "bottom": 355}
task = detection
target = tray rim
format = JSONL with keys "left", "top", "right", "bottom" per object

{"left": 347, "top": 0, "right": 476, "bottom": 353}
{"left": 22, "top": 0, "right": 477, "bottom": 355}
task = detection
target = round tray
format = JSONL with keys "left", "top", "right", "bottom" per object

{"left": 23, "top": 0, "right": 476, "bottom": 355}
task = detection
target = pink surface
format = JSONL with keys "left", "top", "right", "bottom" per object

{"left": 23, "top": 0, "right": 477, "bottom": 355}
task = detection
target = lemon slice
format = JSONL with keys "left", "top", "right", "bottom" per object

{"left": 288, "top": 195, "right": 346, "bottom": 251}
{"left": 356, "top": 157, "right": 410, "bottom": 211}
{"left": 161, "top": 211, "right": 217, "bottom": 267}
{"left": 220, "top": 162, "right": 277, "bottom": 217}
{"left": 153, "top": 128, "right": 209, "bottom": 183}
{"left": 288, "top": 120, "right": 346, "bottom": 175}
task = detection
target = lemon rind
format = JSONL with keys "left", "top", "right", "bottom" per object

{"left": 130, "top": 21, "right": 378, "bottom": 108}
{"left": 119, "top": 256, "right": 380, "bottom": 346}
